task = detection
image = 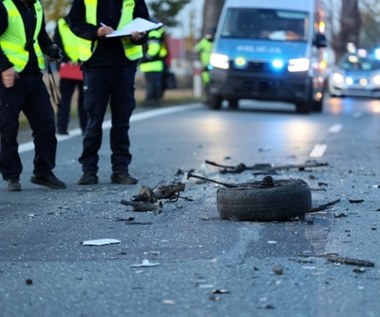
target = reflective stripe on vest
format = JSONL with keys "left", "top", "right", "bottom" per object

{"left": 0, "top": 0, "right": 44, "bottom": 72}
{"left": 78, "top": 0, "right": 143, "bottom": 62}
{"left": 58, "top": 18, "right": 80, "bottom": 63}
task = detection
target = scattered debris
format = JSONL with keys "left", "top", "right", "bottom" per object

{"left": 81, "top": 239, "right": 121, "bottom": 246}
{"left": 204, "top": 159, "right": 328, "bottom": 175}
{"left": 115, "top": 217, "right": 153, "bottom": 225}
{"left": 272, "top": 264, "right": 284, "bottom": 275}
{"left": 349, "top": 199, "right": 364, "bottom": 204}
{"left": 353, "top": 267, "right": 367, "bottom": 274}
{"left": 130, "top": 259, "right": 160, "bottom": 268}
{"left": 162, "top": 299, "right": 175, "bottom": 305}
{"left": 322, "top": 254, "right": 375, "bottom": 267}
{"left": 187, "top": 171, "right": 236, "bottom": 188}
{"left": 212, "top": 289, "right": 230, "bottom": 294}
{"left": 154, "top": 182, "right": 187, "bottom": 201}
{"left": 25, "top": 279, "right": 33, "bottom": 285}
{"left": 120, "top": 199, "right": 163, "bottom": 213}
{"left": 288, "top": 257, "right": 315, "bottom": 264}
{"left": 120, "top": 182, "right": 189, "bottom": 212}
{"left": 308, "top": 199, "right": 341, "bottom": 213}
{"left": 334, "top": 213, "right": 348, "bottom": 218}
{"left": 132, "top": 185, "right": 157, "bottom": 203}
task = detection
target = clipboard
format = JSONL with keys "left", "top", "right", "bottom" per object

{"left": 106, "top": 18, "right": 163, "bottom": 38}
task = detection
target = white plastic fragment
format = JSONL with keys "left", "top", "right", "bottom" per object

{"left": 130, "top": 259, "right": 160, "bottom": 268}
{"left": 81, "top": 239, "right": 121, "bottom": 246}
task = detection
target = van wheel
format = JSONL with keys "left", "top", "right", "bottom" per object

{"left": 228, "top": 98, "right": 239, "bottom": 109}
{"left": 313, "top": 100, "right": 323, "bottom": 112}
{"left": 209, "top": 95, "right": 222, "bottom": 110}
{"left": 216, "top": 177, "right": 312, "bottom": 221}
{"left": 295, "top": 101, "right": 312, "bottom": 114}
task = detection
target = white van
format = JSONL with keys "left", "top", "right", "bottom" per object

{"left": 208, "top": 0, "right": 328, "bottom": 113}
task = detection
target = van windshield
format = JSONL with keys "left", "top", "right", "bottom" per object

{"left": 220, "top": 8, "right": 309, "bottom": 41}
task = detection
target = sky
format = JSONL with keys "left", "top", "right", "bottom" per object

{"left": 158, "top": 0, "right": 205, "bottom": 37}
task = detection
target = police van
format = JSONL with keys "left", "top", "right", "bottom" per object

{"left": 208, "top": 0, "right": 328, "bottom": 113}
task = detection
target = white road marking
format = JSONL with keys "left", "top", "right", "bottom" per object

{"left": 18, "top": 104, "right": 202, "bottom": 153}
{"left": 328, "top": 123, "right": 342, "bottom": 133}
{"left": 309, "top": 144, "right": 327, "bottom": 158}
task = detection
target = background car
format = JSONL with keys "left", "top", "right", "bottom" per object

{"left": 328, "top": 52, "right": 380, "bottom": 98}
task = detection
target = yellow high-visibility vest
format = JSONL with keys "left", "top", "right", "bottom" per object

{"left": 0, "top": 0, "right": 45, "bottom": 72}
{"left": 139, "top": 28, "right": 167, "bottom": 73}
{"left": 57, "top": 18, "right": 81, "bottom": 63}
{"left": 78, "top": 0, "right": 143, "bottom": 62}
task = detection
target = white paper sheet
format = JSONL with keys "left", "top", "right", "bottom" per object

{"left": 106, "top": 18, "right": 163, "bottom": 37}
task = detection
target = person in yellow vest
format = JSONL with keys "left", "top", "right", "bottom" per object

{"left": 54, "top": 16, "right": 87, "bottom": 135}
{"left": 194, "top": 28, "right": 215, "bottom": 100}
{"left": 68, "top": 0, "right": 150, "bottom": 185}
{"left": 139, "top": 26, "right": 168, "bottom": 107}
{"left": 0, "top": 0, "right": 67, "bottom": 191}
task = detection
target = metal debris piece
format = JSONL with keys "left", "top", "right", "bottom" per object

{"left": 212, "top": 289, "right": 230, "bottom": 294}
{"left": 308, "top": 199, "right": 341, "bottom": 213}
{"left": 120, "top": 200, "right": 163, "bottom": 213}
{"left": 349, "top": 199, "right": 364, "bottom": 204}
{"left": 81, "top": 239, "right": 121, "bottom": 246}
{"left": 205, "top": 159, "right": 328, "bottom": 175}
{"left": 154, "top": 182, "right": 186, "bottom": 201}
{"left": 187, "top": 171, "right": 237, "bottom": 188}
{"left": 323, "top": 254, "right": 375, "bottom": 267}
{"left": 115, "top": 217, "right": 153, "bottom": 225}
{"left": 132, "top": 185, "right": 158, "bottom": 203}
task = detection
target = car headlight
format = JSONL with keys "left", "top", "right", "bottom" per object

{"left": 345, "top": 77, "right": 354, "bottom": 85}
{"left": 272, "top": 59, "right": 285, "bottom": 70}
{"left": 373, "top": 75, "right": 380, "bottom": 85}
{"left": 288, "top": 58, "right": 310, "bottom": 72}
{"left": 332, "top": 72, "right": 344, "bottom": 84}
{"left": 210, "top": 53, "right": 229, "bottom": 70}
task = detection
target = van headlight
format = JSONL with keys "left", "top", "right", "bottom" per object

{"left": 288, "top": 58, "right": 310, "bottom": 72}
{"left": 210, "top": 53, "right": 229, "bottom": 70}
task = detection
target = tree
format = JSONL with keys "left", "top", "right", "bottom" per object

{"left": 147, "top": 0, "right": 191, "bottom": 28}
{"left": 42, "top": 0, "right": 72, "bottom": 21}
{"left": 360, "top": 0, "right": 380, "bottom": 50}
{"left": 201, "top": 0, "right": 224, "bottom": 37}
{"left": 337, "top": 0, "right": 361, "bottom": 58}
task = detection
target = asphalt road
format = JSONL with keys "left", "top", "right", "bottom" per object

{"left": 1, "top": 97, "right": 379, "bottom": 317}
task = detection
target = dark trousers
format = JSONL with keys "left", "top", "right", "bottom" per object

{"left": 57, "top": 78, "right": 86, "bottom": 133}
{"left": 79, "top": 66, "right": 136, "bottom": 173}
{"left": 0, "top": 73, "right": 57, "bottom": 180}
{"left": 144, "top": 71, "right": 163, "bottom": 106}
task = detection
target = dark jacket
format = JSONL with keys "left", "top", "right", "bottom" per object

{"left": 68, "top": 0, "right": 150, "bottom": 69}
{"left": 0, "top": 0, "right": 53, "bottom": 73}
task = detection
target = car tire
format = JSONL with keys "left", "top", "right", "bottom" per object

{"left": 295, "top": 101, "right": 312, "bottom": 113}
{"left": 228, "top": 98, "right": 239, "bottom": 109}
{"left": 313, "top": 100, "right": 323, "bottom": 112}
{"left": 209, "top": 95, "right": 223, "bottom": 110}
{"left": 216, "top": 177, "right": 312, "bottom": 221}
